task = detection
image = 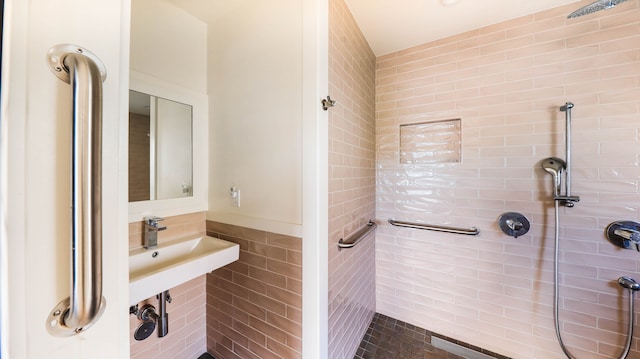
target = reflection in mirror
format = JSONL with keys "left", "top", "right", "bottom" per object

{"left": 128, "top": 90, "right": 193, "bottom": 202}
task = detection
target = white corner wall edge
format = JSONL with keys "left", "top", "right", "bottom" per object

{"left": 302, "top": 0, "right": 330, "bottom": 358}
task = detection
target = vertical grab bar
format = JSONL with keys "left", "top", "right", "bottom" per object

{"left": 46, "top": 45, "right": 107, "bottom": 336}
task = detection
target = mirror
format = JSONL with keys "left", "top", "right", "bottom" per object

{"left": 128, "top": 71, "right": 208, "bottom": 222}
{"left": 129, "top": 90, "right": 193, "bottom": 202}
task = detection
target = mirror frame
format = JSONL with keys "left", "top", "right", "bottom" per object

{"left": 128, "top": 71, "right": 208, "bottom": 222}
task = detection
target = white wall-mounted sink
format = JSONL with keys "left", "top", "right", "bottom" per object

{"left": 129, "top": 235, "right": 239, "bottom": 305}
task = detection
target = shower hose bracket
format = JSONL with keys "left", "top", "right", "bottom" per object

{"left": 555, "top": 195, "right": 580, "bottom": 207}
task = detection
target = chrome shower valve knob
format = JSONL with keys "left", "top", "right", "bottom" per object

{"left": 606, "top": 221, "right": 640, "bottom": 251}
{"left": 498, "top": 212, "right": 530, "bottom": 238}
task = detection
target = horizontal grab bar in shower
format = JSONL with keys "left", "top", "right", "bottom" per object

{"left": 338, "top": 220, "right": 377, "bottom": 250}
{"left": 388, "top": 219, "right": 479, "bottom": 236}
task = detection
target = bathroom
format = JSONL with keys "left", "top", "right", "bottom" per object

{"left": 2, "top": 0, "right": 640, "bottom": 358}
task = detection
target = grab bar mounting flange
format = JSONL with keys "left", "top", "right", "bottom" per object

{"left": 47, "top": 44, "right": 107, "bottom": 83}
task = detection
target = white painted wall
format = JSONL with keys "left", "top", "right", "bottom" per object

{"left": 130, "top": 0, "right": 207, "bottom": 94}
{"left": 133, "top": 2, "right": 329, "bottom": 357}
{"left": 206, "top": 0, "right": 304, "bottom": 237}
{"left": 301, "top": 0, "right": 330, "bottom": 356}
{"left": 2, "top": 0, "right": 130, "bottom": 358}
{"left": 128, "top": 0, "right": 209, "bottom": 222}
{"left": 196, "top": 1, "right": 328, "bottom": 356}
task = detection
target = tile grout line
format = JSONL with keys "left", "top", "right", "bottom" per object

{"left": 354, "top": 313, "right": 512, "bottom": 359}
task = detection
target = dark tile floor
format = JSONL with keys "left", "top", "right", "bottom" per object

{"left": 355, "top": 313, "right": 510, "bottom": 359}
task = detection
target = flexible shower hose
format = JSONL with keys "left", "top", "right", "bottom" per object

{"left": 553, "top": 200, "right": 636, "bottom": 359}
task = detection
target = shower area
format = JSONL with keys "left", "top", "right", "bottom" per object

{"left": 329, "top": 0, "right": 640, "bottom": 358}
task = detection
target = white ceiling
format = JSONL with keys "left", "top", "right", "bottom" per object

{"left": 343, "top": 0, "right": 583, "bottom": 55}
{"left": 171, "top": 0, "right": 604, "bottom": 56}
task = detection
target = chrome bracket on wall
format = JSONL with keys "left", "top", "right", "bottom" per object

{"left": 45, "top": 44, "right": 107, "bottom": 336}
{"left": 46, "top": 44, "right": 107, "bottom": 83}
{"left": 321, "top": 96, "right": 336, "bottom": 111}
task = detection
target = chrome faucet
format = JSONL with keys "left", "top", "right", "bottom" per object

{"left": 144, "top": 216, "right": 166, "bottom": 249}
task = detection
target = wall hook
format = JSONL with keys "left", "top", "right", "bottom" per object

{"left": 322, "top": 96, "right": 336, "bottom": 111}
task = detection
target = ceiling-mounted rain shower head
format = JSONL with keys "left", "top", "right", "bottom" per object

{"left": 541, "top": 157, "right": 566, "bottom": 197}
{"left": 567, "top": 0, "right": 630, "bottom": 18}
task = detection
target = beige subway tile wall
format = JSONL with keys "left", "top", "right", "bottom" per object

{"left": 375, "top": 1, "right": 640, "bottom": 358}
{"left": 328, "top": 0, "right": 377, "bottom": 357}
{"left": 205, "top": 221, "right": 302, "bottom": 359}
{"left": 128, "top": 212, "right": 206, "bottom": 250}
{"left": 129, "top": 276, "right": 207, "bottom": 359}
{"left": 129, "top": 212, "right": 208, "bottom": 358}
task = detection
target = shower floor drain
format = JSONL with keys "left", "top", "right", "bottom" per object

{"left": 432, "top": 336, "right": 495, "bottom": 359}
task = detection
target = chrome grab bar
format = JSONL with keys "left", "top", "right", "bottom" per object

{"left": 388, "top": 219, "right": 479, "bottom": 236}
{"left": 338, "top": 220, "right": 377, "bottom": 250}
{"left": 46, "top": 45, "right": 107, "bottom": 336}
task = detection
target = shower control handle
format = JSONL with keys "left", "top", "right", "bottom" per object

{"left": 606, "top": 221, "right": 640, "bottom": 250}
{"left": 498, "top": 212, "right": 530, "bottom": 238}
{"left": 618, "top": 276, "right": 640, "bottom": 291}
{"left": 506, "top": 219, "right": 523, "bottom": 231}
{"left": 614, "top": 229, "right": 640, "bottom": 243}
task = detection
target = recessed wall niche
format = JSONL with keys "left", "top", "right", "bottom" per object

{"left": 399, "top": 118, "right": 461, "bottom": 164}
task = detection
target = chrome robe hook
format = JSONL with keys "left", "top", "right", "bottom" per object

{"left": 322, "top": 96, "right": 336, "bottom": 110}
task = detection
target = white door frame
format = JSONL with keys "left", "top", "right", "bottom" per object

{"left": 1, "top": 1, "right": 131, "bottom": 357}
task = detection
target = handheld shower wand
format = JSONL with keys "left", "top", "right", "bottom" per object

{"left": 541, "top": 157, "right": 566, "bottom": 198}
{"left": 540, "top": 103, "right": 640, "bottom": 359}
